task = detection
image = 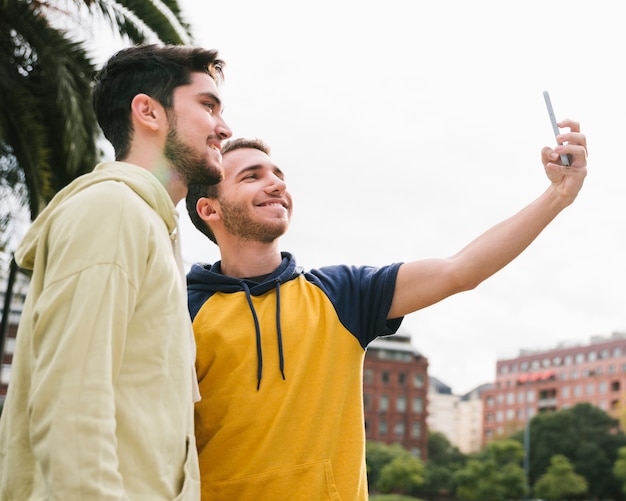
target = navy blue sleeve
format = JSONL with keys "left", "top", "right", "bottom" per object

{"left": 305, "top": 262, "right": 404, "bottom": 348}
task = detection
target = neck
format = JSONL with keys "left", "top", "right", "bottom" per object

{"left": 122, "top": 153, "right": 185, "bottom": 205}
{"left": 217, "top": 239, "right": 283, "bottom": 279}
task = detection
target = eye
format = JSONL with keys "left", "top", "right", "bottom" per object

{"left": 203, "top": 102, "right": 215, "bottom": 113}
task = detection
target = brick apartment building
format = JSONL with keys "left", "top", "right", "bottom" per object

{"left": 482, "top": 331, "right": 626, "bottom": 444}
{"left": 363, "top": 332, "right": 429, "bottom": 458}
{"left": 0, "top": 262, "right": 29, "bottom": 402}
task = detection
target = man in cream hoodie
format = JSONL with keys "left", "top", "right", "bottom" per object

{"left": 0, "top": 44, "right": 231, "bottom": 500}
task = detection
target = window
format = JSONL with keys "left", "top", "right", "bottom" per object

{"left": 398, "top": 372, "right": 406, "bottom": 386}
{"left": 363, "top": 369, "right": 374, "bottom": 385}
{"left": 394, "top": 421, "right": 405, "bottom": 438}
{"left": 413, "top": 373, "right": 424, "bottom": 388}
{"left": 586, "top": 383, "right": 595, "bottom": 396}
{"left": 396, "top": 396, "right": 407, "bottom": 412}
{"left": 411, "top": 422, "right": 422, "bottom": 438}
{"left": 380, "top": 394, "right": 389, "bottom": 411}
{"left": 574, "top": 385, "right": 582, "bottom": 397}
{"left": 588, "top": 351, "right": 597, "bottom": 362}
{"left": 381, "top": 371, "right": 389, "bottom": 384}
{"left": 562, "top": 386, "right": 570, "bottom": 398}
{"left": 412, "top": 397, "right": 423, "bottom": 413}
{"left": 575, "top": 353, "right": 585, "bottom": 363}
{"left": 612, "top": 381, "right": 621, "bottom": 392}
{"left": 379, "top": 420, "right": 387, "bottom": 436}
{"left": 564, "top": 355, "right": 573, "bottom": 366}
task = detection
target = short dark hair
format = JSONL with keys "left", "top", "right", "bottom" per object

{"left": 186, "top": 138, "right": 271, "bottom": 244}
{"left": 92, "top": 44, "right": 225, "bottom": 160}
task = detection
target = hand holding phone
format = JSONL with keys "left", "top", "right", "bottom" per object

{"left": 543, "top": 90, "right": 570, "bottom": 166}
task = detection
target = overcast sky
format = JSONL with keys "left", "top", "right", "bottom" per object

{"left": 95, "top": 1, "right": 625, "bottom": 395}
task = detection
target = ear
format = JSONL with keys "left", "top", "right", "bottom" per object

{"left": 196, "top": 197, "right": 221, "bottom": 223}
{"left": 130, "top": 93, "right": 164, "bottom": 132}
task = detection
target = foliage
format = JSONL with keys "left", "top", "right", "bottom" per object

{"left": 533, "top": 454, "right": 588, "bottom": 500}
{"left": 613, "top": 446, "right": 626, "bottom": 495}
{"left": 417, "top": 430, "right": 467, "bottom": 499}
{"left": 366, "top": 441, "right": 426, "bottom": 496}
{"left": 454, "top": 439, "right": 527, "bottom": 501}
{"left": 512, "top": 403, "right": 626, "bottom": 499}
{"left": 0, "top": 0, "right": 193, "bottom": 247}
{"left": 377, "top": 455, "right": 425, "bottom": 495}
{"left": 370, "top": 495, "right": 424, "bottom": 501}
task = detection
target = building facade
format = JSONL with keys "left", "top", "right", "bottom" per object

{"left": 428, "top": 378, "right": 489, "bottom": 454}
{"left": 363, "top": 333, "right": 429, "bottom": 458}
{"left": 482, "top": 332, "right": 626, "bottom": 444}
{"left": 0, "top": 261, "right": 29, "bottom": 403}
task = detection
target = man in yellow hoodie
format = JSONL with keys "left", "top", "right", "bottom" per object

{"left": 185, "top": 127, "right": 587, "bottom": 500}
{"left": 0, "top": 44, "right": 231, "bottom": 500}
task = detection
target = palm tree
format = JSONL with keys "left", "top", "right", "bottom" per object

{"left": 0, "top": 0, "right": 193, "bottom": 243}
{"left": 0, "top": 0, "right": 194, "bottom": 357}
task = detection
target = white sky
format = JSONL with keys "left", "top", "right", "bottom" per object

{"left": 95, "top": 1, "right": 626, "bottom": 395}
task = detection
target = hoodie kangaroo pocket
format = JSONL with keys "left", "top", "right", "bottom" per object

{"left": 201, "top": 459, "right": 342, "bottom": 501}
{"left": 173, "top": 435, "right": 200, "bottom": 500}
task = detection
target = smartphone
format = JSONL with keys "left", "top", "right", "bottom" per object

{"left": 542, "top": 90, "right": 570, "bottom": 166}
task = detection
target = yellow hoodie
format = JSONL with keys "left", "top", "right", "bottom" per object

{"left": 0, "top": 162, "right": 200, "bottom": 500}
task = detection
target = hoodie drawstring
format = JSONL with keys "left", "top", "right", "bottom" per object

{"left": 241, "top": 281, "right": 286, "bottom": 390}
{"left": 275, "top": 282, "right": 286, "bottom": 381}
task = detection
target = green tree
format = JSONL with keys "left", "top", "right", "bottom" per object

{"left": 418, "top": 430, "right": 466, "bottom": 499}
{"left": 454, "top": 439, "right": 527, "bottom": 501}
{"left": 0, "top": 0, "right": 193, "bottom": 243}
{"left": 367, "top": 441, "right": 409, "bottom": 491}
{"left": 613, "top": 446, "right": 626, "bottom": 495}
{"left": 533, "top": 454, "right": 588, "bottom": 500}
{"left": 512, "top": 403, "right": 626, "bottom": 499}
{"left": 377, "top": 455, "right": 425, "bottom": 495}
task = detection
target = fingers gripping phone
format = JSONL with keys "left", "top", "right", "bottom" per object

{"left": 543, "top": 90, "right": 570, "bottom": 166}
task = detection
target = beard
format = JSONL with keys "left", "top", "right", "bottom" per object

{"left": 163, "top": 125, "right": 222, "bottom": 186}
{"left": 219, "top": 197, "right": 288, "bottom": 244}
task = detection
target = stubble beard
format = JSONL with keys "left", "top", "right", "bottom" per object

{"left": 163, "top": 126, "right": 222, "bottom": 186}
{"left": 219, "top": 197, "right": 288, "bottom": 244}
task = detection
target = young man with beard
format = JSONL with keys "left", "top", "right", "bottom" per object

{"left": 185, "top": 128, "right": 588, "bottom": 501}
{"left": 0, "top": 44, "right": 231, "bottom": 500}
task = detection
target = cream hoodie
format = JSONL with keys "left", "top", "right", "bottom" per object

{"left": 0, "top": 162, "right": 200, "bottom": 500}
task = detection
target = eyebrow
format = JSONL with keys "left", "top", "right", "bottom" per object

{"left": 197, "top": 91, "right": 222, "bottom": 108}
{"left": 236, "top": 164, "right": 285, "bottom": 180}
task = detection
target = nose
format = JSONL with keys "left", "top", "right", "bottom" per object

{"left": 266, "top": 174, "right": 287, "bottom": 194}
{"left": 216, "top": 115, "right": 232, "bottom": 140}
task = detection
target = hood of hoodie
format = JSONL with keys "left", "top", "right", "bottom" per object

{"left": 187, "top": 252, "right": 301, "bottom": 303}
{"left": 187, "top": 252, "right": 303, "bottom": 390}
{"left": 15, "top": 161, "right": 178, "bottom": 270}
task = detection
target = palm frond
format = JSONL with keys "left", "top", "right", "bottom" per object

{"left": 83, "top": 0, "right": 193, "bottom": 45}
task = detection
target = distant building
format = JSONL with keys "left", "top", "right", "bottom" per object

{"left": 457, "top": 384, "right": 491, "bottom": 454}
{"left": 0, "top": 260, "right": 29, "bottom": 403}
{"left": 427, "top": 377, "right": 458, "bottom": 446}
{"left": 427, "top": 378, "right": 490, "bottom": 454}
{"left": 363, "top": 332, "right": 429, "bottom": 458}
{"left": 482, "top": 332, "right": 626, "bottom": 444}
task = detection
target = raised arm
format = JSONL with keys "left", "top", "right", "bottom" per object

{"left": 388, "top": 119, "right": 588, "bottom": 319}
